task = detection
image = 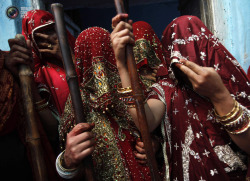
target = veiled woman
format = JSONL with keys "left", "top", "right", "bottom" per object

{"left": 57, "top": 22, "right": 165, "bottom": 180}
{"left": 112, "top": 14, "right": 250, "bottom": 180}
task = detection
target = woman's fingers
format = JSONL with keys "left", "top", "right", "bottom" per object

{"left": 37, "top": 42, "right": 51, "bottom": 49}
{"left": 73, "top": 131, "right": 95, "bottom": 146}
{"left": 64, "top": 123, "right": 96, "bottom": 168}
{"left": 135, "top": 144, "right": 146, "bottom": 154}
{"left": 111, "top": 28, "right": 134, "bottom": 48}
{"left": 77, "top": 146, "right": 95, "bottom": 162}
{"left": 179, "top": 59, "right": 204, "bottom": 75}
{"left": 175, "top": 61, "right": 197, "bottom": 83}
{"left": 8, "top": 38, "right": 26, "bottom": 49}
{"left": 112, "top": 13, "right": 129, "bottom": 29}
{"left": 9, "top": 43, "right": 31, "bottom": 56}
{"left": 35, "top": 32, "right": 50, "bottom": 41}
{"left": 66, "top": 123, "right": 95, "bottom": 146}
{"left": 78, "top": 138, "right": 96, "bottom": 152}
{"left": 113, "top": 21, "right": 133, "bottom": 34}
{"left": 64, "top": 139, "right": 95, "bottom": 168}
{"left": 134, "top": 151, "right": 147, "bottom": 161}
{"left": 68, "top": 123, "right": 95, "bottom": 137}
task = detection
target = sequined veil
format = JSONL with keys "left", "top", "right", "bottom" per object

{"left": 59, "top": 22, "right": 165, "bottom": 180}
{"left": 148, "top": 15, "right": 250, "bottom": 180}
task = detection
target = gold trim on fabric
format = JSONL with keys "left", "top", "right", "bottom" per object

{"left": 133, "top": 39, "right": 162, "bottom": 90}
{"left": 133, "top": 38, "right": 162, "bottom": 69}
{"left": 60, "top": 56, "right": 139, "bottom": 180}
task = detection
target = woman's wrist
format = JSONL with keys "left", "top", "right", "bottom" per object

{"left": 116, "top": 61, "right": 128, "bottom": 72}
{"left": 55, "top": 150, "right": 79, "bottom": 179}
{"left": 211, "top": 90, "right": 234, "bottom": 116}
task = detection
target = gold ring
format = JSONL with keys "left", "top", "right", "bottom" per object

{"left": 48, "top": 44, "right": 52, "bottom": 48}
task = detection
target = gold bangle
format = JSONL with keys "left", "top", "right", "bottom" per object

{"left": 117, "top": 83, "right": 132, "bottom": 94}
{"left": 223, "top": 108, "right": 243, "bottom": 127}
{"left": 215, "top": 100, "right": 238, "bottom": 121}
{"left": 221, "top": 104, "right": 240, "bottom": 123}
{"left": 224, "top": 107, "right": 250, "bottom": 134}
{"left": 226, "top": 119, "right": 250, "bottom": 134}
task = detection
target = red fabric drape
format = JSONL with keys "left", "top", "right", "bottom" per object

{"left": 22, "top": 10, "right": 76, "bottom": 115}
{"left": 21, "top": 10, "right": 72, "bottom": 180}
{"left": 60, "top": 23, "right": 166, "bottom": 180}
{"left": 149, "top": 15, "right": 250, "bottom": 180}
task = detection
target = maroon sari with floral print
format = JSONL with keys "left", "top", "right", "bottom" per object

{"left": 59, "top": 23, "right": 165, "bottom": 180}
{"left": 148, "top": 15, "right": 250, "bottom": 180}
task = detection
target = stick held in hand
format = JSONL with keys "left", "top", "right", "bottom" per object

{"left": 16, "top": 34, "right": 49, "bottom": 181}
{"left": 51, "top": 3, "right": 95, "bottom": 181}
{"left": 113, "top": 1, "right": 160, "bottom": 180}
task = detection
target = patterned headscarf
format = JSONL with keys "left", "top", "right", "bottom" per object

{"left": 60, "top": 23, "right": 166, "bottom": 180}
{"left": 149, "top": 15, "right": 250, "bottom": 180}
{"left": 22, "top": 10, "right": 76, "bottom": 114}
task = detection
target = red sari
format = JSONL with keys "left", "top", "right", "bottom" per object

{"left": 59, "top": 23, "right": 165, "bottom": 180}
{"left": 21, "top": 10, "right": 76, "bottom": 180}
{"left": 22, "top": 10, "right": 76, "bottom": 115}
{"left": 148, "top": 15, "right": 250, "bottom": 180}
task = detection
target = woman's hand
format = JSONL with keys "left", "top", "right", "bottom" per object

{"left": 140, "top": 66, "right": 159, "bottom": 82}
{"left": 175, "top": 59, "right": 234, "bottom": 115}
{"left": 110, "top": 14, "right": 134, "bottom": 69}
{"left": 134, "top": 136, "right": 160, "bottom": 165}
{"left": 5, "top": 38, "right": 33, "bottom": 77}
{"left": 35, "top": 32, "right": 62, "bottom": 61}
{"left": 64, "top": 123, "right": 95, "bottom": 169}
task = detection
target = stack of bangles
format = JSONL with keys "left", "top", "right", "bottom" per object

{"left": 117, "top": 83, "right": 141, "bottom": 108}
{"left": 35, "top": 98, "right": 49, "bottom": 112}
{"left": 55, "top": 150, "right": 79, "bottom": 179}
{"left": 215, "top": 100, "right": 250, "bottom": 134}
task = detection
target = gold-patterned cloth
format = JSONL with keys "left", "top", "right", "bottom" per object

{"left": 132, "top": 21, "right": 166, "bottom": 93}
{"left": 60, "top": 54, "right": 137, "bottom": 180}
{"left": 59, "top": 24, "right": 165, "bottom": 180}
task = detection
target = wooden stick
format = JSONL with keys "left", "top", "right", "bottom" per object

{"left": 51, "top": 3, "right": 95, "bottom": 181}
{"left": 16, "top": 34, "right": 48, "bottom": 181}
{"left": 113, "top": 1, "right": 160, "bottom": 180}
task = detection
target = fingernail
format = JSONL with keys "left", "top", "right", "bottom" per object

{"left": 175, "top": 63, "right": 181, "bottom": 68}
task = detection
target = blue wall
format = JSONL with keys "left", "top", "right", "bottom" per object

{"left": 213, "top": 0, "right": 250, "bottom": 72}
{"left": 0, "top": 0, "right": 32, "bottom": 51}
